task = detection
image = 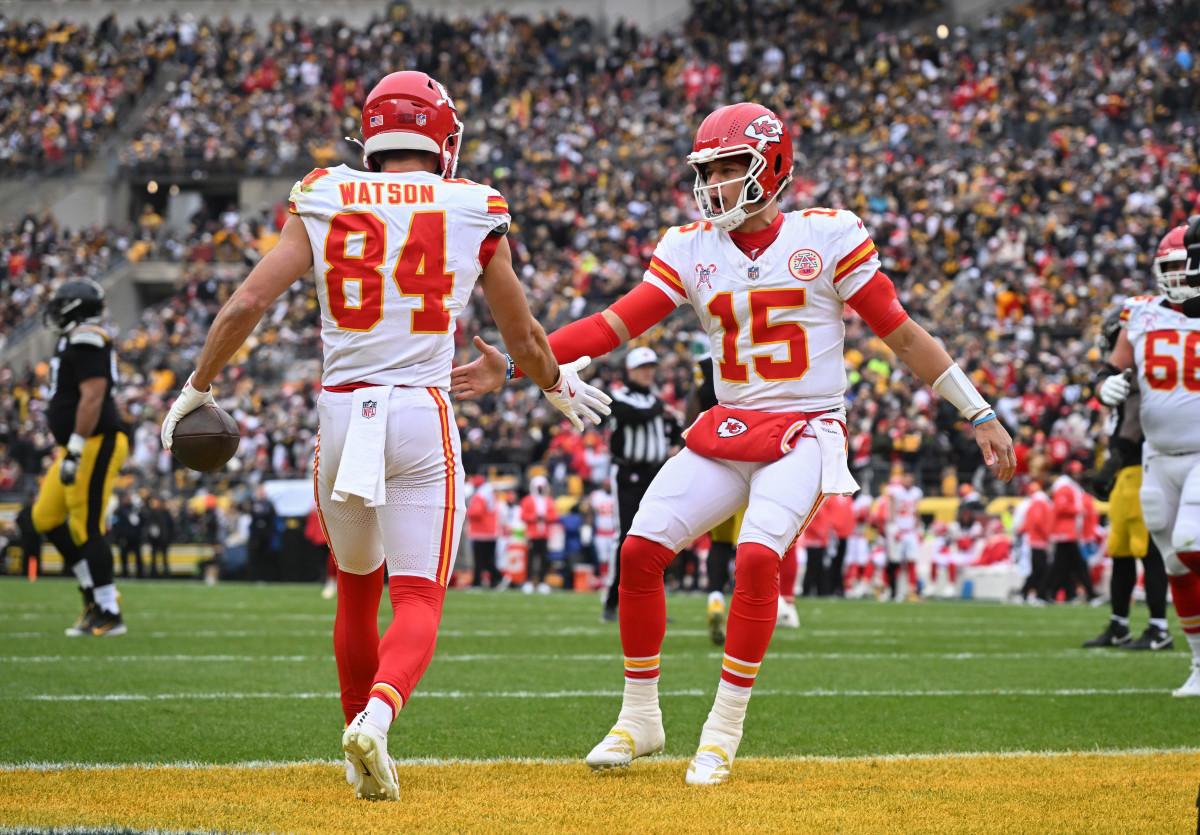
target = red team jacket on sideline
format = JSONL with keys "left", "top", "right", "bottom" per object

{"left": 467, "top": 489, "right": 502, "bottom": 541}
{"left": 1019, "top": 492, "right": 1052, "bottom": 550}
{"left": 823, "top": 494, "right": 856, "bottom": 540}
{"left": 1050, "top": 478, "right": 1083, "bottom": 543}
{"left": 519, "top": 494, "right": 559, "bottom": 541}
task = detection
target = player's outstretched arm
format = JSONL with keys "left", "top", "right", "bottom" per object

{"left": 470, "top": 236, "right": 611, "bottom": 430}
{"left": 880, "top": 318, "right": 1016, "bottom": 482}
{"left": 472, "top": 235, "right": 560, "bottom": 390}
{"left": 163, "top": 215, "right": 313, "bottom": 449}
{"left": 192, "top": 214, "right": 314, "bottom": 391}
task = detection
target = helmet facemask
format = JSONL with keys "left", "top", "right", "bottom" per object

{"left": 688, "top": 146, "right": 782, "bottom": 232}
{"left": 42, "top": 279, "right": 106, "bottom": 335}
{"left": 1154, "top": 252, "right": 1199, "bottom": 304}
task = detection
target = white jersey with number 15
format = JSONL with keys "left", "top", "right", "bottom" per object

{"left": 642, "top": 208, "right": 880, "bottom": 413}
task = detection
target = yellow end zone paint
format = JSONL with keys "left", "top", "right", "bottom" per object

{"left": 1, "top": 753, "right": 1197, "bottom": 834}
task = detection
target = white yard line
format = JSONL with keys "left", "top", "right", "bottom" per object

{"left": 4, "top": 746, "right": 1198, "bottom": 772}
{"left": 0, "top": 649, "right": 1175, "bottom": 664}
{"left": 8, "top": 686, "right": 1173, "bottom": 702}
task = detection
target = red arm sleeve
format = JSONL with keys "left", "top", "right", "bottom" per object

{"left": 514, "top": 282, "right": 676, "bottom": 377}
{"left": 608, "top": 282, "right": 678, "bottom": 338}
{"left": 843, "top": 271, "right": 909, "bottom": 338}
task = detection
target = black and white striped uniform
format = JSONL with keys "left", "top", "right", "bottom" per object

{"left": 603, "top": 382, "right": 681, "bottom": 613}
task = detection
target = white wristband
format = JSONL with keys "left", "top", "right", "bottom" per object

{"left": 67, "top": 433, "right": 88, "bottom": 455}
{"left": 932, "top": 364, "right": 990, "bottom": 420}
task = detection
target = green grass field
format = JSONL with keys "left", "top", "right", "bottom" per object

{"left": 2, "top": 576, "right": 1197, "bottom": 767}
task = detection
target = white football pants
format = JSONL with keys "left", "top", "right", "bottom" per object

{"left": 315, "top": 386, "right": 464, "bottom": 585}
{"left": 628, "top": 434, "right": 824, "bottom": 556}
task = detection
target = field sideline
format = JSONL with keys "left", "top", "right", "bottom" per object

{"left": 2, "top": 578, "right": 1198, "bottom": 833}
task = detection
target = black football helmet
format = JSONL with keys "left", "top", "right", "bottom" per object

{"left": 43, "top": 279, "right": 106, "bottom": 334}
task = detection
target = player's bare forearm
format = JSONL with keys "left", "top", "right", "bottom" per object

{"left": 882, "top": 319, "right": 1015, "bottom": 480}
{"left": 505, "top": 321, "right": 559, "bottom": 390}
{"left": 601, "top": 309, "right": 631, "bottom": 343}
{"left": 72, "top": 378, "right": 105, "bottom": 438}
{"left": 192, "top": 295, "right": 269, "bottom": 390}
{"left": 880, "top": 319, "right": 955, "bottom": 387}
{"left": 192, "top": 215, "right": 313, "bottom": 390}
{"left": 478, "top": 237, "right": 559, "bottom": 389}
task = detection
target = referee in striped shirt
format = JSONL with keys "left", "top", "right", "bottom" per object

{"left": 602, "top": 346, "right": 682, "bottom": 621}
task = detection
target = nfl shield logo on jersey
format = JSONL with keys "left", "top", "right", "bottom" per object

{"left": 362, "top": 400, "right": 377, "bottom": 419}
{"left": 695, "top": 263, "right": 716, "bottom": 291}
{"left": 789, "top": 249, "right": 822, "bottom": 281}
{"left": 716, "top": 418, "right": 748, "bottom": 438}
{"left": 747, "top": 265, "right": 760, "bottom": 280}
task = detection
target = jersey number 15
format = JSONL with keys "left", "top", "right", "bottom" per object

{"left": 708, "top": 288, "right": 809, "bottom": 383}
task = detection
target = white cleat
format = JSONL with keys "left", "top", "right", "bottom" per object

{"left": 686, "top": 745, "right": 732, "bottom": 785}
{"left": 342, "top": 715, "right": 399, "bottom": 800}
{"left": 585, "top": 716, "right": 665, "bottom": 771}
{"left": 1173, "top": 664, "right": 1200, "bottom": 698}
{"left": 776, "top": 599, "right": 800, "bottom": 629}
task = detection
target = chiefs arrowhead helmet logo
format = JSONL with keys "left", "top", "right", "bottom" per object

{"left": 716, "top": 418, "right": 748, "bottom": 438}
{"left": 744, "top": 114, "right": 784, "bottom": 147}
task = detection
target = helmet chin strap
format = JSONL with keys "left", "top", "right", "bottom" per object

{"left": 708, "top": 193, "right": 781, "bottom": 233}
{"left": 345, "top": 136, "right": 376, "bottom": 171}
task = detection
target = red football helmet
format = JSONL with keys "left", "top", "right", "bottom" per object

{"left": 686, "top": 103, "right": 794, "bottom": 231}
{"left": 358, "top": 71, "right": 462, "bottom": 177}
{"left": 1153, "top": 224, "right": 1200, "bottom": 304}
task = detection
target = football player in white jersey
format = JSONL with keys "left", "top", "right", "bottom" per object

{"left": 588, "top": 483, "right": 619, "bottom": 590}
{"left": 884, "top": 470, "right": 924, "bottom": 601}
{"left": 161, "top": 71, "right": 611, "bottom": 800}
{"left": 452, "top": 101, "right": 1015, "bottom": 783}
{"left": 1097, "top": 223, "right": 1200, "bottom": 696}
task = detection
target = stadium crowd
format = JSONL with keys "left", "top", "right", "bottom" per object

{"left": 3, "top": 0, "right": 1200, "bottom": 529}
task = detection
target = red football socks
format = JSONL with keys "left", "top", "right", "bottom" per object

{"left": 1169, "top": 569, "right": 1200, "bottom": 645}
{"left": 779, "top": 544, "right": 798, "bottom": 603}
{"left": 722, "top": 542, "right": 780, "bottom": 688}
{"left": 371, "top": 575, "right": 447, "bottom": 715}
{"left": 618, "top": 536, "right": 676, "bottom": 680}
{"left": 334, "top": 566, "right": 384, "bottom": 724}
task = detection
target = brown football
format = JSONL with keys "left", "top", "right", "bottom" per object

{"left": 171, "top": 404, "right": 240, "bottom": 472}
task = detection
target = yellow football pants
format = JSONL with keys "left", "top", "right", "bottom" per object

{"left": 1107, "top": 465, "right": 1149, "bottom": 559}
{"left": 32, "top": 431, "right": 129, "bottom": 546}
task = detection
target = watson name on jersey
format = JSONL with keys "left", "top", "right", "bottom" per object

{"left": 289, "top": 165, "right": 510, "bottom": 388}
{"left": 643, "top": 208, "right": 879, "bottom": 413}
{"left": 1121, "top": 295, "right": 1200, "bottom": 456}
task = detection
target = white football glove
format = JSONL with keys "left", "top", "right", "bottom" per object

{"left": 1098, "top": 370, "right": 1132, "bottom": 407}
{"left": 540, "top": 356, "right": 612, "bottom": 431}
{"left": 161, "top": 373, "right": 215, "bottom": 450}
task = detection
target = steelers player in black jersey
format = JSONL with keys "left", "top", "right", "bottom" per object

{"left": 21, "top": 279, "right": 129, "bottom": 636}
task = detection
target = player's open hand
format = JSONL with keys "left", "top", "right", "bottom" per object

{"left": 973, "top": 415, "right": 1016, "bottom": 482}
{"left": 450, "top": 335, "right": 509, "bottom": 400}
{"left": 540, "top": 356, "right": 613, "bottom": 431}
{"left": 161, "top": 373, "right": 215, "bottom": 450}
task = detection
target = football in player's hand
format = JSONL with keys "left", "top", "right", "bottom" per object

{"left": 171, "top": 404, "right": 240, "bottom": 472}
